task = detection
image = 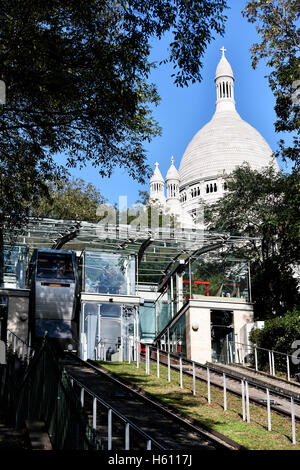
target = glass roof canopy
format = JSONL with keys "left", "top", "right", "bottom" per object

{"left": 5, "top": 217, "right": 256, "bottom": 286}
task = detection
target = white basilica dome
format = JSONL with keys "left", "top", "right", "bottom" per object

{"left": 179, "top": 48, "right": 279, "bottom": 189}
{"left": 148, "top": 47, "right": 279, "bottom": 228}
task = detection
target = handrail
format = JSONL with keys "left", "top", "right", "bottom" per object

{"left": 232, "top": 340, "right": 295, "bottom": 359}
{"left": 149, "top": 346, "right": 300, "bottom": 402}
{"left": 68, "top": 373, "right": 166, "bottom": 451}
{"left": 230, "top": 339, "right": 299, "bottom": 381}
{"left": 6, "top": 329, "right": 35, "bottom": 363}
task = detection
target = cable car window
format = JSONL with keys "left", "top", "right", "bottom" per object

{"left": 36, "top": 253, "right": 74, "bottom": 280}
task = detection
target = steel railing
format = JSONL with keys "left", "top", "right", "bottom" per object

{"left": 6, "top": 329, "right": 35, "bottom": 364}
{"left": 69, "top": 374, "right": 165, "bottom": 451}
{"left": 134, "top": 343, "right": 299, "bottom": 445}
{"left": 230, "top": 340, "right": 299, "bottom": 382}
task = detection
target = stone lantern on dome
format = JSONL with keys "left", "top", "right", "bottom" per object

{"left": 149, "top": 162, "right": 165, "bottom": 205}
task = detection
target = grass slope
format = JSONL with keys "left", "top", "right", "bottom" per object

{"left": 98, "top": 360, "right": 300, "bottom": 451}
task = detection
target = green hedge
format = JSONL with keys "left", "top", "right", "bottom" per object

{"left": 249, "top": 306, "right": 300, "bottom": 376}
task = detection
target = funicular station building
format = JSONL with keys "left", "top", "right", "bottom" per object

{"left": 1, "top": 48, "right": 275, "bottom": 366}
{"left": 0, "top": 218, "right": 256, "bottom": 365}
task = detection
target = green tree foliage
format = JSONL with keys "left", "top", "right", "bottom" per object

{"left": 249, "top": 306, "right": 300, "bottom": 375}
{"left": 205, "top": 164, "right": 300, "bottom": 318}
{"left": 242, "top": 0, "right": 300, "bottom": 170}
{"left": 31, "top": 177, "right": 106, "bottom": 222}
{"left": 0, "top": 139, "right": 61, "bottom": 282}
{"left": 0, "top": 0, "right": 227, "bottom": 184}
{"left": 135, "top": 190, "right": 150, "bottom": 206}
{"left": 0, "top": 0, "right": 227, "bottom": 277}
{"left": 192, "top": 260, "right": 227, "bottom": 296}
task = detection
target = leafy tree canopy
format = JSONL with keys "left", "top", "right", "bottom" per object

{"left": 249, "top": 306, "right": 300, "bottom": 375}
{"left": 205, "top": 164, "right": 299, "bottom": 263}
{"left": 0, "top": 0, "right": 227, "bottom": 185}
{"left": 31, "top": 177, "right": 106, "bottom": 223}
{"left": 242, "top": 0, "right": 300, "bottom": 170}
{"left": 205, "top": 163, "right": 300, "bottom": 318}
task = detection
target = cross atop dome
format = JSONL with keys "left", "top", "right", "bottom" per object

{"left": 220, "top": 46, "right": 227, "bottom": 57}
{"left": 215, "top": 47, "right": 233, "bottom": 81}
{"left": 150, "top": 161, "right": 164, "bottom": 184}
{"left": 166, "top": 155, "right": 179, "bottom": 182}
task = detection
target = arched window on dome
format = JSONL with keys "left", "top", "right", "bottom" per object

{"left": 210, "top": 183, "right": 213, "bottom": 192}
{"left": 226, "top": 82, "right": 229, "bottom": 98}
{"left": 214, "top": 183, "right": 217, "bottom": 192}
{"left": 222, "top": 82, "right": 225, "bottom": 98}
{"left": 206, "top": 184, "right": 209, "bottom": 194}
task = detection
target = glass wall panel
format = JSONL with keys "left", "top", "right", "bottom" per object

{"left": 2, "top": 246, "right": 27, "bottom": 289}
{"left": 191, "top": 256, "right": 249, "bottom": 301}
{"left": 183, "top": 269, "right": 191, "bottom": 302}
{"left": 81, "top": 302, "right": 99, "bottom": 360}
{"left": 139, "top": 301, "right": 156, "bottom": 341}
{"left": 84, "top": 252, "right": 135, "bottom": 295}
{"left": 101, "top": 304, "right": 121, "bottom": 317}
{"left": 172, "top": 276, "right": 178, "bottom": 317}
{"left": 169, "top": 313, "right": 186, "bottom": 357}
{"left": 211, "top": 310, "right": 234, "bottom": 363}
{"left": 121, "top": 305, "right": 137, "bottom": 362}
{"left": 157, "top": 291, "right": 172, "bottom": 334}
{"left": 80, "top": 302, "right": 138, "bottom": 361}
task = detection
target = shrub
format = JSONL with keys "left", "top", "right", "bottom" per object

{"left": 249, "top": 306, "right": 300, "bottom": 376}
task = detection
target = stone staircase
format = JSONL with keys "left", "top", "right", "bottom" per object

{"left": 0, "top": 413, "right": 29, "bottom": 450}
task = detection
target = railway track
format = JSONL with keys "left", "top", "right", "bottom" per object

{"left": 150, "top": 349, "right": 300, "bottom": 421}
{"left": 62, "top": 353, "right": 243, "bottom": 451}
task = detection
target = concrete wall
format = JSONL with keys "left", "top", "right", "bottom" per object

{"left": 184, "top": 298, "right": 254, "bottom": 364}
{"left": 186, "top": 306, "right": 211, "bottom": 364}
{"left": 0, "top": 288, "right": 30, "bottom": 343}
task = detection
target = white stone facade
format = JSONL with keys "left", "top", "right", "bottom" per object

{"left": 149, "top": 48, "right": 279, "bottom": 227}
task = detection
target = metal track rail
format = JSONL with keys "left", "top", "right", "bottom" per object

{"left": 69, "top": 373, "right": 165, "bottom": 451}
{"left": 62, "top": 353, "right": 244, "bottom": 451}
{"left": 150, "top": 348, "right": 300, "bottom": 421}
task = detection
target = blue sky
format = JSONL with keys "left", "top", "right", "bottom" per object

{"left": 62, "top": 0, "right": 291, "bottom": 207}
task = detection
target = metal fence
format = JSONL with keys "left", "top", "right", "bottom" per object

{"left": 134, "top": 343, "right": 299, "bottom": 445}
{"left": 6, "top": 330, "right": 35, "bottom": 365}
{"left": 2, "top": 335, "right": 164, "bottom": 450}
{"left": 69, "top": 374, "right": 165, "bottom": 451}
{"left": 1, "top": 337, "right": 103, "bottom": 450}
{"left": 232, "top": 340, "right": 298, "bottom": 382}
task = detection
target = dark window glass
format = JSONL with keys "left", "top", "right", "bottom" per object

{"left": 36, "top": 253, "right": 74, "bottom": 280}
